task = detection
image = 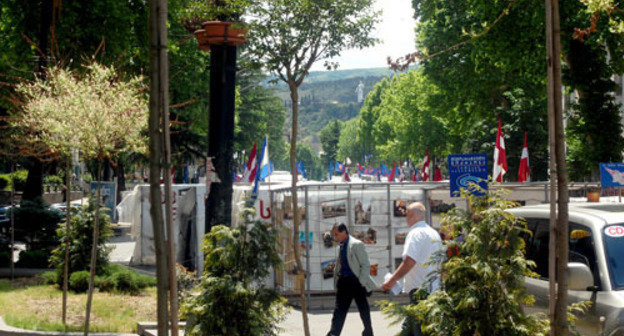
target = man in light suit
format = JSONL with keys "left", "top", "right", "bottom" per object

{"left": 326, "top": 223, "right": 377, "bottom": 336}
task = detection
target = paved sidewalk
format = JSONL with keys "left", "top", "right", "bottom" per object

{"left": 279, "top": 309, "right": 401, "bottom": 336}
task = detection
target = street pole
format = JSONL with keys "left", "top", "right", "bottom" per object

{"left": 204, "top": 44, "right": 238, "bottom": 231}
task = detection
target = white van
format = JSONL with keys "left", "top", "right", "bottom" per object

{"left": 508, "top": 203, "right": 624, "bottom": 336}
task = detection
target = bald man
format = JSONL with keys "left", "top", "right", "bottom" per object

{"left": 381, "top": 202, "right": 443, "bottom": 336}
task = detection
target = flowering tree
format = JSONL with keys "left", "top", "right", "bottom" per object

{"left": 14, "top": 63, "right": 147, "bottom": 335}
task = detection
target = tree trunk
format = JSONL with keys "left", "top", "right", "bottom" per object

{"left": 23, "top": 0, "right": 52, "bottom": 202}
{"left": 288, "top": 82, "right": 311, "bottom": 336}
{"left": 148, "top": 0, "right": 170, "bottom": 335}
{"left": 83, "top": 161, "right": 101, "bottom": 336}
{"left": 162, "top": 35, "right": 179, "bottom": 336}
{"left": 546, "top": 0, "right": 569, "bottom": 335}
{"left": 545, "top": 0, "right": 557, "bottom": 327}
{"left": 553, "top": 0, "right": 569, "bottom": 333}
{"left": 62, "top": 157, "right": 71, "bottom": 326}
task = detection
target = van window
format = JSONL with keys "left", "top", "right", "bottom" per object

{"left": 603, "top": 224, "right": 624, "bottom": 290}
{"left": 523, "top": 219, "right": 599, "bottom": 287}
{"left": 525, "top": 219, "right": 550, "bottom": 279}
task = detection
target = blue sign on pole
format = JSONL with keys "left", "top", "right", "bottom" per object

{"left": 448, "top": 153, "right": 488, "bottom": 197}
{"left": 600, "top": 163, "right": 624, "bottom": 187}
{"left": 90, "top": 181, "right": 117, "bottom": 221}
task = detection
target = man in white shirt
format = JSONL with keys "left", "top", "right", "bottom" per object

{"left": 381, "top": 202, "right": 443, "bottom": 336}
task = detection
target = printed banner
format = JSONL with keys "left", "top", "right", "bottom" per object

{"left": 448, "top": 153, "right": 488, "bottom": 197}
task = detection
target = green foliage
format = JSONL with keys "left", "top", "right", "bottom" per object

{"left": 0, "top": 170, "right": 28, "bottom": 191}
{"left": 337, "top": 118, "right": 366, "bottom": 163}
{"left": 41, "top": 270, "right": 58, "bottom": 285}
{"left": 43, "top": 175, "right": 64, "bottom": 187}
{"left": 296, "top": 144, "right": 324, "bottom": 180}
{"left": 380, "top": 188, "right": 549, "bottom": 336}
{"left": 15, "top": 250, "right": 50, "bottom": 268}
{"left": 49, "top": 197, "right": 112, "bottom": 277}
{"left": 181, "top": 207, "right": 287, "bottom": 336}
{"left": 0, "top": 251, "right": 11, "bottom": 268}
{"left": 565, "top": 39, "right": 624, "bottom": 181}
{"left": 69, "top": 271, "right": 91, "bottom": 293}
{"left": 14, "top": 197, "right": 63, "bottom": 250}
{"left": 319, "top": 120, "right": 343, "bottom": 165}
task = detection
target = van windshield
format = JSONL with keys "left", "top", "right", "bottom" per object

{"left": 603, "top": 224, "right": 624, "bottom": 290}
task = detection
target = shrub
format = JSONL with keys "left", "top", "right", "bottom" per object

{"left": 43, "top": 175, "right": 64, "bottom": 187}
{"left": 0, "top": 251, "right": 11, "bottom": 268}
{"left": 41, "top": 270, "right": 60, "bottom": 285}
{"left": 96, "top": 275, "right": 115, "bottom": 292}
{"left": 49, "top": 197, "right": 112, "bottom": 278}
{"left": 0, "top": 176, "right": 8, "bottom": 190}
{"left": 14, "top": 197, "right": 63, "bottom": 250}
{"left": 69, "top": 271, "right": 91, "bottom": 292}
{"left": 181, "top": 207, "right": 287, "bottom": 336}
{"left": 15, "top": 249, "right": 50, "bottom": 268}
{"left": 111, "top": 269, "right": 139, "bottom": 294}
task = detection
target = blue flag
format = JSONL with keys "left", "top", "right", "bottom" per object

{"left": 297, "top": 161, "right": 307, "bottom": 179}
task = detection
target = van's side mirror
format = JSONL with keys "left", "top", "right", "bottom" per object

{"left": 568, "top": 262, "right": 594, "bottom": 291}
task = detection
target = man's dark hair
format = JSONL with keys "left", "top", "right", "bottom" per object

{"left": 332, "top": 223, "right": 348, "bottom": 233}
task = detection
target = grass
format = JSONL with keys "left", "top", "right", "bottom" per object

{"left": 0, "top": 276, "right": 156, "bottom": 333}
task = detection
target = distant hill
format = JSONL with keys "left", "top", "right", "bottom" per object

{"left": 265, "top": 67, "right": 401, "bottom": 149}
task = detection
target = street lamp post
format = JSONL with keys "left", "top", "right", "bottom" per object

{"left": 195, "top": 22, "right": 246, "bottom": 230}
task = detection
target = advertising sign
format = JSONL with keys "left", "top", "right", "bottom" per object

{"left": 600, "top": 163, "right": 624, "bottom": 187}
{"left": 90, "top": 181, "right": 117, "bottom": 221}
{"left": 448, "top": 153, "right": 488, "bottom": 197}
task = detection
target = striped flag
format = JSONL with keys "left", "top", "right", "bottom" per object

{"left": 422, "top": 150, "right": 430, "bottom": 182}
{"left": 493, "top": 119, "right": 508, "bottom": 182}
{"left": 518, "top": 132, "right": 531, "bottom": 182}
{"left": 242, "top": 142, "right": 257, "bottom": 182}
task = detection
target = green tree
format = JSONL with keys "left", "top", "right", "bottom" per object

{"left": 319, "top": 120, "right": 343, "bottom": 165}
{"left": 246, "top": 1, "right": 379, "bottom": 333}
{"left": 337, "top": 118, "right": 366, "bottom": 164}
{"left": 358, "top": 77, "right": 389, "bottom": 160}
{"left": 181, "top": 208, "right": 287, "bottom": 336}
{"left": 296, "top": 144, "right": 324, "bottom": 180}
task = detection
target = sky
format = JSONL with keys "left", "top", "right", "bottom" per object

{"left": 310, "top": 0, "right": 416, "bottom": 71}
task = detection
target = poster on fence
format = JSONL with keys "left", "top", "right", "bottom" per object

{"left": 90, "top": 181, "right": 117, "bottom": 221}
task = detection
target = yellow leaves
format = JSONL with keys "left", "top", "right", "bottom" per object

{"left": 13, "top": 63, "right": 148, "bottom": 159}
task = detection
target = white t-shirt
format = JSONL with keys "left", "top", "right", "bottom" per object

{"left": 402, "top": 221, "right": 443, "bottom": 293}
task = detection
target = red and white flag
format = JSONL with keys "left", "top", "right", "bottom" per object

{"left": 518, "top": 132, "right": 531, "bottom": 182}
{"left": 242, "top": 142, "right": 257, "bottom": 182}
{"left": 493, "top": 119, "right": 508, "bottom": 182}
{"left": 388, "top": 161, "right": 397, "bottom": 182}
{"left": 342, "top": 163, "right": 351, "bottom": 182}
{"left": 422, "top": 150, "right": 431, "bottom": 182}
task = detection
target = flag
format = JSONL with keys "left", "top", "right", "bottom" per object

{"left": 329, "top": 161, "right": 335, "bottom": 180}
{"left": 518, "top": 132, "right": 531, "bottom": 182}
{"left": 242, "top": 142, "right": 258, "bottom": 182}
{"left": 183, "top": 164, "right": 189, "bottom": 183}
{"left": 345, "top": 157, "right": 352, "bottom": 165}
{"left": 422, "top": 150, "right": 431, "bottom": 182}
{"left": 381, "top": 163, "right": 389, "bottom": 176}
{"left": 412, "top": 170, "right": 418, "bottom": 182}
{"left": 336, "top": 161, "right": 344, "bottom": 172}
{"left": 297, "top": 161, "right": 307, "bottom": 179}
{"left": 493, "top": 119, "right": 508, "bottom": 182}
{"left": 259, "top": 136, "right": 273, "bottom": 181}
{"left": 433, "top": 167, "right": 442, "bottom": 181}
{"left": 388, "top": 162, "right": 397, "bottom": 182}
{"left": 342, "top": 166, "right": 351, "bottom": 182}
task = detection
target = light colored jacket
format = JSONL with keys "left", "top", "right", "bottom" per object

{"left": 334, "top": 236, "right": 377, "bottom": 292}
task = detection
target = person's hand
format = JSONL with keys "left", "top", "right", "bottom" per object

{"left": 381, "top": 277, "right": 396, "bottom": 291}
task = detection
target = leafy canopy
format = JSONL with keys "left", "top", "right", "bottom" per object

{"left": 14, "top": 63, "right": 148, "bottom": 160}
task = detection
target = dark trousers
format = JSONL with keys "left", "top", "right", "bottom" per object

{"left": 400, "top": 289, "right": 429, "bottom": 336}
{"left": 327, "top": 275, "right": 373, "bottom": 336}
